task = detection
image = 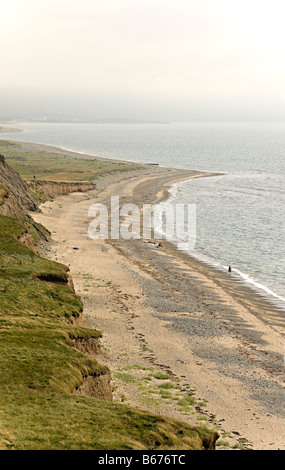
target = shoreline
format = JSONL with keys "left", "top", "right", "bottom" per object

{"left": 141, "top": 167, "right": 285, "bottom": 315}
{"left": 3, "top": 134, "right": 284, "bottom": 310}
{"left": 0, "top": 126, "right": 23, "bottom": 134}
{"left": 23, "top": 141, "right": 285, "bottom": 450}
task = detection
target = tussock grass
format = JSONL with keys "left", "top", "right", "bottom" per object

{"left": 0, "top": 393, "right": 218, "bottom": 450}
{"left": 151, "top": 372, "right": 179, "bottom": 381}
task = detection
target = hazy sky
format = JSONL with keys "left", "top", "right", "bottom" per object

{"left": 1, "top": 0, "right": 285, "bottom": 120}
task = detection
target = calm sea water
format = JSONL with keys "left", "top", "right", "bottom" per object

{"left": 1, "top": 121, "right": 284, "bottom": 307}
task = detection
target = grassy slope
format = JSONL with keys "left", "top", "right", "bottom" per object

{"left": 0, "top": 140, "right": 142, "bottom": 183}
{"left": 0, "top": 140, "right": 218, "bottom": 450}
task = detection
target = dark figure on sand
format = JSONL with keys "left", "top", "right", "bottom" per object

{"left": 228, "top": 266, "right": 232, "bottom": 273}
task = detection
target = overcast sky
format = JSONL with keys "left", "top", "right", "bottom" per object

{"left": 1, "top": 0, "right": 285, "bottom": 121}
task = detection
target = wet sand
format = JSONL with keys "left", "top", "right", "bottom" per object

{"left": 32, "top": 149, "right": 285, "bottom": 450}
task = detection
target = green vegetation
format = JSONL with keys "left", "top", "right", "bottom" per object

{"left": 178, "top": 396, "right": 196, "bottom": 408}
{"left": 0, "top": 214, "right": 218, "bottom": 450}
{"left": 121, "top": 364, "right": 154, "bottom": 372}
{"left": 216, "top": 440, "right": 231, "bottom": 448}
{"left": 232, "top": 443, "right": 245, "bottom": 450}
{"left": 0, "top": 140, "right": 142, "bottom": 183}
{"left": 151, "top": 372, "right": 179, "bottom": 381}
{"left": 113, "top": 372, "right": 137, "bottom": 385}
{"left": 158, "top": 382, "right": 176, "bottom": 390}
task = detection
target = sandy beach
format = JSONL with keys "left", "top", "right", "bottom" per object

{"left": 31, "top": 149, "right": 285, "bottom": 450}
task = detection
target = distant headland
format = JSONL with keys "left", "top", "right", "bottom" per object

{"left": 1, "top": 116, "right": 169, "bottom": 125}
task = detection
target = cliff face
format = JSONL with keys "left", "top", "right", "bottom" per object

{"left": 0, "top": 154, "right": 37, "bottom": 217}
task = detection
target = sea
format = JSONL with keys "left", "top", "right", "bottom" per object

{"left": 1, "top": 121, "right": 284, "bottom": 309}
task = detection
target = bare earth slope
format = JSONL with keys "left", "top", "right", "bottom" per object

{"left": 0, "top": 154, "right": 37, "bottom": 217}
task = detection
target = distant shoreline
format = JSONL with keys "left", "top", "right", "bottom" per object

{"left": 0, "top": 126, "right": 23, "bottom": 134}
{"left": 1, "top": 118, "right": 169, "bottom": 125}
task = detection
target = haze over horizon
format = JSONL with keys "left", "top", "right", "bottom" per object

{"left": 2, "top": 0, "right": 285, "bottom": 122}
